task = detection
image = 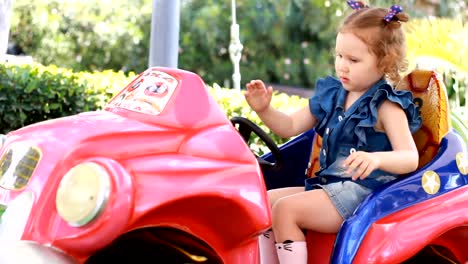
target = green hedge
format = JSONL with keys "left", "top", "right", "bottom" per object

{"left": 0, "top": 63, "right": 135, "bottom": 133}
{"left": 0, "top": 64, "right": 94, "bottom": 133}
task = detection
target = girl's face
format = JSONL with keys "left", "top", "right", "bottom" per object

{"left": 334, "top": 31, "right": 383, "bottom": 94}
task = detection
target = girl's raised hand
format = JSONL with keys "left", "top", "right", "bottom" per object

{"left": 343, "top": 151, "right": 381, "bottom": 180}
{"left": 244, "top": 80, "right": 273, "bottom": 113}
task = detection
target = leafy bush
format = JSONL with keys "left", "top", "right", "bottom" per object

{"left": 0, "top": 63, "right": 134, "bottom": 133}
{"left": 77, "top": 69, "right": 137, "bottom": 106}
{"left": 0, "top": 63, "right": 93, "bottom": 133}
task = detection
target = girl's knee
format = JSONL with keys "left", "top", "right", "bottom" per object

{"left": 267, "top": 189, "right": 284, "bottom": 208}
{"left": 267, "top": 187, "right": 303, "bottom": 208}
{"left": 271, "top": 197, "right": 293, "bottom": 220}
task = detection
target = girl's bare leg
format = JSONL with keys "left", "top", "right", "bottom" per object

{"left": 268, "top": 187, "right": 304, "bottom": 207}
{"left": 258, "top": 187, "right": 304, "bottom": 264}
{"left": 272, "top": 188, "right": 343, "bottom": 242}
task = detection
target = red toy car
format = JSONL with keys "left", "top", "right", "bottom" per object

{"left": 0, "top": 67, "right": 466, "bottom": 263}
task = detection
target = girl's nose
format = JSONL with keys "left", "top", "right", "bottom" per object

{"left": 337, "top": 61, "right": 349, "bottom": 73}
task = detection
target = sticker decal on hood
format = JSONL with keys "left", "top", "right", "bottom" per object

{"left": 108, "top": 69, "right": 178, "bottom": 115}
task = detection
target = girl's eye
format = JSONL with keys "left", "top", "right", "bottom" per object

{"left": 350, "top": 58, "right": 359, "bottom": 63}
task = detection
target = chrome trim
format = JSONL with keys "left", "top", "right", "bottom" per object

{"left": 0, "top": 240, "right": 78, "bottom": 264}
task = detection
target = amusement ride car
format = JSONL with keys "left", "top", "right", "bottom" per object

{"left": 0, "top": 67, "right": 466, "bottom": 264}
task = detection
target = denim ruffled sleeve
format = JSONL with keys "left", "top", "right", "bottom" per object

{"left": 353, "top": 82, "right": 422, "bottom": 148}
{"left": 309, "top": 76, "right": 342, "bottom": 136}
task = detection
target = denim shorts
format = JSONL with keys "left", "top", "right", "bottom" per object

{"left": 306, "top": 181, "right": 372, "bottom": 219}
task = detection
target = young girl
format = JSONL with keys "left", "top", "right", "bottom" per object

{"left": 244, "top": 2, "right": 422, "bottom": 264}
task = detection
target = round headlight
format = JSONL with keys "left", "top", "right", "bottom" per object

{"left": 56, "top": 162, "right": 111, "bottom": 227}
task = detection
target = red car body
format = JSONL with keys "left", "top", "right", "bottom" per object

{"left": 0, "top": 67, "right": 270, "bottom": 263}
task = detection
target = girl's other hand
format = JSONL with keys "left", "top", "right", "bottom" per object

{"left": 245, "top": 80, "right": 273, "bottom": 113}
{"left": 343, "top": 151, "right": 381, "bottom": 180}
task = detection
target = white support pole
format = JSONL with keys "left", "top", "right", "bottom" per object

{"left": 0, "top": 0, "right": 13, "bottom": 58}
{"left": 229, "top": 0, "right": 243, "bottom": 90}
{"left": 149, "top": 0, "right": 180, "bottom": 68}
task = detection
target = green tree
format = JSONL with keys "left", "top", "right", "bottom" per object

{"left": 10, "top": 0, "right": 152, "bottom": 73}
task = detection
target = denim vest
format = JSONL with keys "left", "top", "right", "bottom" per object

{"left": 306, "top": 77, "right": 421, "bottom": 190}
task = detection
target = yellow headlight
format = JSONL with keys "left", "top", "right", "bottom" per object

{"left": 56, "top": 162, "right": 111, "bottom": 227}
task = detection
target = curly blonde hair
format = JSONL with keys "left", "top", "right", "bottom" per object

{"left": 339, "top": 6, "right": 409, "bottom": 85}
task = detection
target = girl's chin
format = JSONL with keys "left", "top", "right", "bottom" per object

{"left": 342, "top": 83, "right": 353, "bottom": 91}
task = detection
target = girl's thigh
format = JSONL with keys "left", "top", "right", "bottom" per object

{"left": 273, "top": 188, "right": 343, "bottom": 233}
{"left": 267, "top": 187, "right": 304, "bottom": 208}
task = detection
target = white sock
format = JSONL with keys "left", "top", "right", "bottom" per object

{"left": 275, "top": 240, "right": 307, "bottom": 264}
{"left": 258, "top": 230, "right": 279, "bottom": 264}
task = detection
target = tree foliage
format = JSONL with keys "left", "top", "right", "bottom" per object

{"left": 8, "top": 0, "right": 467, "bottom": 92}
{"left": 9, "top": 0, "right": 151, "bottom": 73}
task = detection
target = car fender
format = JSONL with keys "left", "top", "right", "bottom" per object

{"left": 354, "top": 185, "right": 468, "bottom": 263}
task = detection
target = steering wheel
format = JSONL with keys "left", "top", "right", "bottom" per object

{"left": 230, "top": 116, "right": 283, "bottom": 171}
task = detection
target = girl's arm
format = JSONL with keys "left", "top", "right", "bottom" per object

{"left": 256, "top": 105, "right": 317, "bottom": 138}
{"left": 245, "top": 79, "right": 317, "bottom": 138}
{"left": 344, "top": 100, "right": 419, "bottom": 180}
{"left": 375, "top": 100, "right": 419, "bottom": 174}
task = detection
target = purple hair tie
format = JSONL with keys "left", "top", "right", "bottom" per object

{"left": 384, "top": 5, "right": 403, "bottom": 22}
{"left": 346, "top": 0, "right": 367, "bottom": 10}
